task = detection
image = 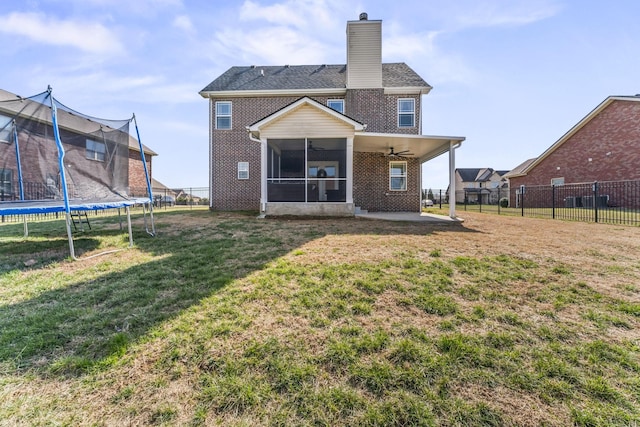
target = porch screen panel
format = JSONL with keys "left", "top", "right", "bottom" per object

{"left": 267, "top": 139, "right": 305, "bottom": 202}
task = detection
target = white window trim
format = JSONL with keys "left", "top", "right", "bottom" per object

{"left": 389, "top": 161, "right": 407, "bottom": 191}
{"left": 238, "top": 161, "right": 249, "bottom": 180}
{"left": 215, "top": 101, "right": 232, "bottom": 130}
{"left": 86, "top": 139, "right": 106, "bottom": 162}
{"left": 0, "top": 114, "right": 12, "bottom": 143}
{"left": 327, "top": 99, "right": 344, "bottom": 114}
{"left": 397, "top": 98, "right": 415, "bottom": 128}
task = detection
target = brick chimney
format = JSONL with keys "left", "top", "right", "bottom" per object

{"left": 346, "top": 12, "right": 382, "bottom": 89}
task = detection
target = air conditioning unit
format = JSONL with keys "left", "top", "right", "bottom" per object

{"left": 564, "top": 196, "right": 576, "bottom": 208}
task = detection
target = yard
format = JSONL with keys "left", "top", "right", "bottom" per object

{"left": 0, "top": 210, "right": 639, "bottom": 426}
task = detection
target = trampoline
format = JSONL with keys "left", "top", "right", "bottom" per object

{"left": 0, "top": 86, "right": 156, "bottom": 260}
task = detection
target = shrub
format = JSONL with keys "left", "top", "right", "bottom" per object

{"left": 499, "top": 197, "right": 509, "bottom": 208}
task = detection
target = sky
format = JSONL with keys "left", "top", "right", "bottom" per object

{"left": 1, "top": 0, "right": 639, "bottom": 190}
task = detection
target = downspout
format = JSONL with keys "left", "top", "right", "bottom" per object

{"left": 247, "top": 129, "right": 266, "bottom": 212}
{"left": 449, "top": 140, "right": 462, "bottom": 219}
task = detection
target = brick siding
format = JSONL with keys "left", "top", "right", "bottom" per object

{"left": 210, "top": 91, "right": 423, "bottom": 211}
{"left": 129, "top": 149, "right": 152, "bottom": 190}
{"left": 353, "top": 152, "right": 420, "bottom": 212}
{"left": 510, "top": 99, "right": 640, "bottom": 205}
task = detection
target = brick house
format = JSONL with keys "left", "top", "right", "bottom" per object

{"left": 200, "top": 13, "right": 464, "bottom": 217}
{"left": 0, "top": 88, "right": 156, "bottom": 200}
{"left": 454, "top": 168, "right": 509, "bottom": 204}
{"left": 507, "top": 95, "right": 640, "bottom": 206}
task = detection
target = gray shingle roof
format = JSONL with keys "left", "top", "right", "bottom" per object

{"left": 200, "top": 63, "right": 430, "bottom": 92}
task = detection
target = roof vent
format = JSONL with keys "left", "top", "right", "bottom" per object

{"left": 359, "top": 12, "right": 368, "bottom": 20}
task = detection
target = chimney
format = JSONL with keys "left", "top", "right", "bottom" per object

{"left": 346, "top": 12, "right": 382, "bottom": 89}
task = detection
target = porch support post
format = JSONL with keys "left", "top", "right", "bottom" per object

{"left": 260, "top": 138, "right": 268, "bottom": 212}
{"left": 449, "top": 141, "right": 457, "bottom": 218}
{"left": 346, "top": 137, "right": 354, "bottom": 204}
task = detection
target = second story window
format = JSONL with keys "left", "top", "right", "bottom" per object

{"left": 398, "top": 98, "right": 415, "bottom": 128}
{"left": 327, "top": 99, "right": 344, "bottom": 114}
{"left": 0, "top": 114, "right": 11, "bottom": 143}
{"left": 216, "top": 101, "right": 232, "bottom": 130}
{"left": 86, "top": 139, "right": 106, "bottom": 162}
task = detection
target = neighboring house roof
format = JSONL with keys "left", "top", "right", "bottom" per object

{"left": 457, "top": 168, "right": 492, "bottom": 183}
{"left": 151, "top": 178, "right": 172, "bottom": 191}
{"left": 509, "top": 95, "right": 640, "bottom": 178}
{"left": 457, "top": 167, "right": 509, "bottom": 184}
{"left": 503, "top": 158, "right": 537, "bottom": 179}
{"left": 200, "top": 63, "right": 431, "bottom": 95}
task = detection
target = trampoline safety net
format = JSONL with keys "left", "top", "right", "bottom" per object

{"left": 0, "top": 87, "right": 152, "bottom": 213}
{"left": 0, "top": 87, "right": 155, "bottom": 259}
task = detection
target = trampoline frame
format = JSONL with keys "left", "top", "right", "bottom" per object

{"left": 0, "top": 87, "right": 156, "bottom": 260}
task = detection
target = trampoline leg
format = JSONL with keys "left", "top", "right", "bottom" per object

{"left": 126, "top": 206, "right": 134, "bottom": 247}
{"left": 23, "top": 215, "right": 29, "bottom": 238}
{"left": 65, "top": 212, "right": 78, "bottom": 260}
{"left": 147, "top": 203, "right": 156, "bottom": 236}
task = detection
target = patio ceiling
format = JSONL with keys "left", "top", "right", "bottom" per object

{"left": 354, "top": 132, "right": 465, "bottom": 163}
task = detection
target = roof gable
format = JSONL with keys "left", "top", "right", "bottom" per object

{"left": 515, "top": 96, "right": 640, "bottom": 177}
{"left": 247, "top": 96, "right": 365, "bottom": 136}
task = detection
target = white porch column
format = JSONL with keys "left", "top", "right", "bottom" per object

{"left": 346, "top": 137, "right": 354, "bottom": 203}
{"left": 260, "top": 138, "right": 268, "bottom": 212}
{"left": 449, "top": 141, "right": 457, "bottom": 218}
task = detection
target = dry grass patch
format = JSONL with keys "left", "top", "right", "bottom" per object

{"left": 0, "top": 210, "right": 639, "bottom": 426}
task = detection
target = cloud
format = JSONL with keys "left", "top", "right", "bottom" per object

{"left": 208, "top": 0, "right": 356, "bottom": 65}
{"left": 451, "top": 0, "right": 562, "bottom": 29}
{"left": 173, "top": 15, "right": 194, "bottom": 33}
{"left": 211, "top": 26, "right": 331, "bottom": 65}
{"left": 239, "top": 0, "right": 343, "bottom": 31}
{"left": 0, "top": 12, "right": 124, "bottom": 54}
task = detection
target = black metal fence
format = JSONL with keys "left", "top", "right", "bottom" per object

{"left": 0, "top": 186, "right": 210, "bottom": 224}
{"left": 443, "top": 180, "right": 640, "bottom": 226}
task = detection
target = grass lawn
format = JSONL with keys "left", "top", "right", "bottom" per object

{"left": 0, "top": 209, "right": 639, "bottom": 426}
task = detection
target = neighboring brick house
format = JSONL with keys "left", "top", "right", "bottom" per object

{"left": 0, "top": 88, "right": 156, "bottom": 200}
{"left": 453, "top": 168, "right": 509, "bottom": 204}
{"left": 507, "top": 95, "right": 640, "bottom": 206}
{"left": 200, "top": 13, "right": 464, "bottom": 217}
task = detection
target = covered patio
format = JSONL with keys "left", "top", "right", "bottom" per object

{"left": 247, "top": 97, "right": 464, "bottom": 218}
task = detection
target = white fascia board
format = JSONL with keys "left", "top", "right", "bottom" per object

{"left": 199, "top": 88, "right": 347, "bottom": 99}
{"left": 384, "top": 86, "right": 432, "bottom": 95}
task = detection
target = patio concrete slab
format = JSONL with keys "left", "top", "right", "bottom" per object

{"left": 355, "top": 211, "right": 463, "bottom": 223}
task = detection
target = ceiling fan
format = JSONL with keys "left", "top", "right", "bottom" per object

{"left": 308, "top": 140, "right": 325, "bottom": 151}
{"left": 387, "top": 147, "right": 413, "bottom": 157}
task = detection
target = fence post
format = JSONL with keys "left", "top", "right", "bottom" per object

{"left": 552, "top": 184, "right": 556, "bottom": 219}
{"left": 520, "top": 185, "right": 525, "bottom": 217}
{"left": 439, "top": 190, "right": 442, "bottom": 209}
{"left": 593, "top": 181, "right": 598, "bottom": 223}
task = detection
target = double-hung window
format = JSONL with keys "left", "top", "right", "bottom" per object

{"left": 327, "top": 99, "right": 344, "bottom": 114}
{"left": 0, "top": 169, "right": 12, "bottom": 197}
{"left": 238, "top": 162, "right": 249, "bottom": 180}
{"left": 86, "top": 139, "right": 106, "bottom": 162}
{"left": 216, "top": 101, "right": 232, "bottom": 129}
{"left": 389, "top": 161, "right": 407, "bottom": 191}
{"left": 0, "top": 114, "right": 12, "bottom": 143}
{"left": 398, "top": 98, "right": 415, "bottom": 128}
{"left": 551, "top": 177, "right": 564, "bottom": 186}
